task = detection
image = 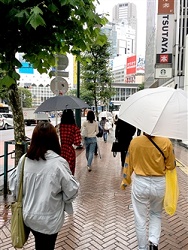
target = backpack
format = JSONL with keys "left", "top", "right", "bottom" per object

{"left": 96, "top": 124, "right": 103, "bottom": 137}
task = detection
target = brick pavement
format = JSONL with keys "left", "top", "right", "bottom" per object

{"left": 0, "top": 136, "right": 188, "bottom": 250}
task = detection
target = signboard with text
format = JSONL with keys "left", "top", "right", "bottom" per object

{"left": 126, "top": 55, "right": 136, "bottom": 75}
{"left": 156, "top": 14, "right": 174, "bottom": 55}
{"left": 158, "top": 0, "right": 174, "bottom": 14}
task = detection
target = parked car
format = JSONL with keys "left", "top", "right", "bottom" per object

{"left": 0, "top": 113, "right": 14, "bottom": 130}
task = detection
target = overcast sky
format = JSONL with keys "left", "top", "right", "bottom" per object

{"left": 96, "top": 0, "right": 147, "bottom": 57}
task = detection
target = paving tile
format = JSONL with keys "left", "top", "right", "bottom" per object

{"left": 0, "top": 139, "right": 187, "bottom": 249}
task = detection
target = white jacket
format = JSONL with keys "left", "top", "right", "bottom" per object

{"left": 9, "top": 150, "right": 79, "bottom": 234}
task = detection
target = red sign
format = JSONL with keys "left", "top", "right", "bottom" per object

{"left": 156, "top": 54, "right": 172, "bottom": 63}
{"left": 158, "top": 0, "right": 174, "bottom": 14}
{"left": 126, "top": 55, "right": 136, "bottom": 75}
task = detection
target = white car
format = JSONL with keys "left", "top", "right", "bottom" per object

{"left": 0, "top": 113, "right": 14, "bottom": 130}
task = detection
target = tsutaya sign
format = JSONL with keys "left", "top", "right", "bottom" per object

{"left": 155, "top": 0, "right": 174, "bottom": 79}
{"left": 156, "top": 14, "right": 174, "bottom": 55}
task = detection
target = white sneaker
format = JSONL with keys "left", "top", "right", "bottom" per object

{"left": 87, "top": 166, "right": 92, "bottom": 172}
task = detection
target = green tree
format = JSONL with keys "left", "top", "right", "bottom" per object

{"left": 80, "top": 41, "right": 115, "bottom": 118}
{"left": 138, "top": 82, "right": 145, "bottom": 91}
{"left": 0, "top": 0, "right": 107, "bottom": 164}
{"left": 18, "top": 87, "right": 32, "bottom": 108}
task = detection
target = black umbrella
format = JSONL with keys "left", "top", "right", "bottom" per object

{"left": 34, "top": 95, "right": 90, "bottom": 113}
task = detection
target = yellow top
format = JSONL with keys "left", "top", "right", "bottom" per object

{"left": 121, "top": 135, "right": 176, "bottom": 190}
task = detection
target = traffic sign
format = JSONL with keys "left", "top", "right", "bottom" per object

{"left": 50, "top": 77, "right": 68, "bottom": 95}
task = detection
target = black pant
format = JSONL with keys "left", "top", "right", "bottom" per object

{"left": 95, "top": 144, "right": 98, "bottom": 154}
{"left": 121, "top": 151, "right": 127, "bottom": 167}
{"left": 31, "top": 229, "right": 58, "bottom": 250}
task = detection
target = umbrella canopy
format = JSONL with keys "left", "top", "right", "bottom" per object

{"left": 99, "top": 111, "right": 113, "bottom": 118}
{"left": 119, "top": 87, "right": 188, "bottom": 140}
{"left": 35, "top": 95, "right": 90, "bottom": 113}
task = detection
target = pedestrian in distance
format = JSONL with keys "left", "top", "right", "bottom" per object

{"left": 100, "top": 117, "right": 110, "bottom": 142}
{"left": 115, "top": 118, "right": 136, "bottom": 167}
{"left": 81, "top": 110, "right": 99, "bottom": 172}
{"left": 95, "top": 123, "right": 104, "bottom": 155}
{"left": 121, "top": 132, "right": 176, "bottom": 250}
{"left": 9, "top": 122, "right": 79, "bottom": 250}
{"left": 59, "top": 109, "right": 81, "bottom": 175}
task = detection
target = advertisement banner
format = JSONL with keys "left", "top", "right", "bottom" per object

{"left": 126, "top": 55, "right": 136, "bottom": 75}
{"left": 158, "top": 0, "right": 174, "bottom": 14}
{"left": 155, "top": 68, "right": 172, "bottom": 78}
{"left": 156, "top": 14, "right": 174, "bottom": 55}
{"left": 136, "top": 57, "right": 145, "bottom": 72}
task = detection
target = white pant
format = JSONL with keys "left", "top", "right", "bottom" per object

{"left": 131, "top": 174, "right": 165, "bottom": 250}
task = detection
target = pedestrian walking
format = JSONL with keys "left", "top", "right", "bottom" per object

{"left": 9, "top": 122, "right": 79, "bottom": 250}
{"left": 115, "top": 118, "right": 136, "bottom": 167}
{"left": 81, "top": 110, "right": 99, "bottom": 171}
{"left": 100, "top": 117, "right": 110, "bottom": 142}
{"left": 59, "top": 109, "right": 81, "bottom": 175}
{"left": 121, "top": 133, "right": 176, "bottom": 250}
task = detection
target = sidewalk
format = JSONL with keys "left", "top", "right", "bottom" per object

{"left": 0, "top": 133, "right": 188, "bottom": 250}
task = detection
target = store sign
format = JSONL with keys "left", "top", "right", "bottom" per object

{"left": 156, "top": 14, "right": 174, "bottom": 55}
{"left": 158, "top": 0, "right": 174, "bottom": 14}
{"left": 155, "top": 68, "right": 172, "bottom": 78}
{"left": 126, "top": 55, "right": 136, "bottom": 75}
{"left": 156, "top": 53, "right": 172, "bottom": 63}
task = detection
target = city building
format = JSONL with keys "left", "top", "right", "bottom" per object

{"left": 145, "top": 0, "right": 188, "bottom": 90}
{"left": 112, "top": 2, "right": 137, "bottom": 54}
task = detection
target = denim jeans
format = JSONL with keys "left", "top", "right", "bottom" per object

{"left": 84, "top": 137, "right": 97, "bottom": 166}
{"left": 131, "top": 174, "right": 165, "bottom": 250}
{"left": 103, "top": 131, "right": 108, "bottom": 142}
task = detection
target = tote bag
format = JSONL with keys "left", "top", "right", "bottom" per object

{"left": 163, "top": 168, "right": 179, "bottom": 216}
{"left": 11, "top": 156, "right": 30, "bottom": 248}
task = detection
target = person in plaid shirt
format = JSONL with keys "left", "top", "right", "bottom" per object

{"left": 60, "top": 110, "right": 81, "bottom": 175}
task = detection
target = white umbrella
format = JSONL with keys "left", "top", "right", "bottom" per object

{"left": 119, "top": 87, "right": 188, "bottom": 140}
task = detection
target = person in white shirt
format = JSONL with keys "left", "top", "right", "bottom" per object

{"left": 9, "top": 122, "right": 79, "bottom": 250}
{"left": 81, "top": 110, "right": 99, "bottom": 172}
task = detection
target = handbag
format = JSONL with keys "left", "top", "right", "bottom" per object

{"left": 11, "top": 155, "right": 30, "bottom": 248}
{"left": 111, "top": 140, "right": 122, "bottom": 152}
{"left": 96, "top": 124, "right": 103, "bottom": 138}
{"left": 146, "top": 135, "right": 179, "bottom": 215}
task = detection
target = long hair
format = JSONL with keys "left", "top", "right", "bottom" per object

{"left": 87, "top": 110, "right": 95, "bottom": 123}
{"left": 61, "top": 109, "right": 76, "bottom": 125}
{"left": 27, "top": 122, "right": 61, "bottom": 160}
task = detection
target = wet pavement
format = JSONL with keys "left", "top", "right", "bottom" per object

{"left": 0, "top": 130, "right": 188, "bottom": 249}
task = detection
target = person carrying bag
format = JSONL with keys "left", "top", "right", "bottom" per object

{"left": 9, "top": 122, "right": 79, "bottom": 250}
{"left": 147, "top": 135, "right": 179, "bottom": 216}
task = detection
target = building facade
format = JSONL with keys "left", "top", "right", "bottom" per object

{"left": 145, "top": 0, "right": 188, "bottom": 90}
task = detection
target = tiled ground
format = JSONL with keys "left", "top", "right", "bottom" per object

{"left": 0, "top": 137, "right": 188, "bottom": 250}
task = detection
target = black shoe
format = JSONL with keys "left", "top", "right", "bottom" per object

{"left": 149, "top": 242, "right": 158, "bottom": 250}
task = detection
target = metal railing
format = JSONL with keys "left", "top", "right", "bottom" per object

{"left": 0, "top": 139, "right": 30, "bottom": 197}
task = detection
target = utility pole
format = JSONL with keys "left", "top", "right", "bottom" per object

{"left": 75, "top": 60, "right": 81, "bottom": 128}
